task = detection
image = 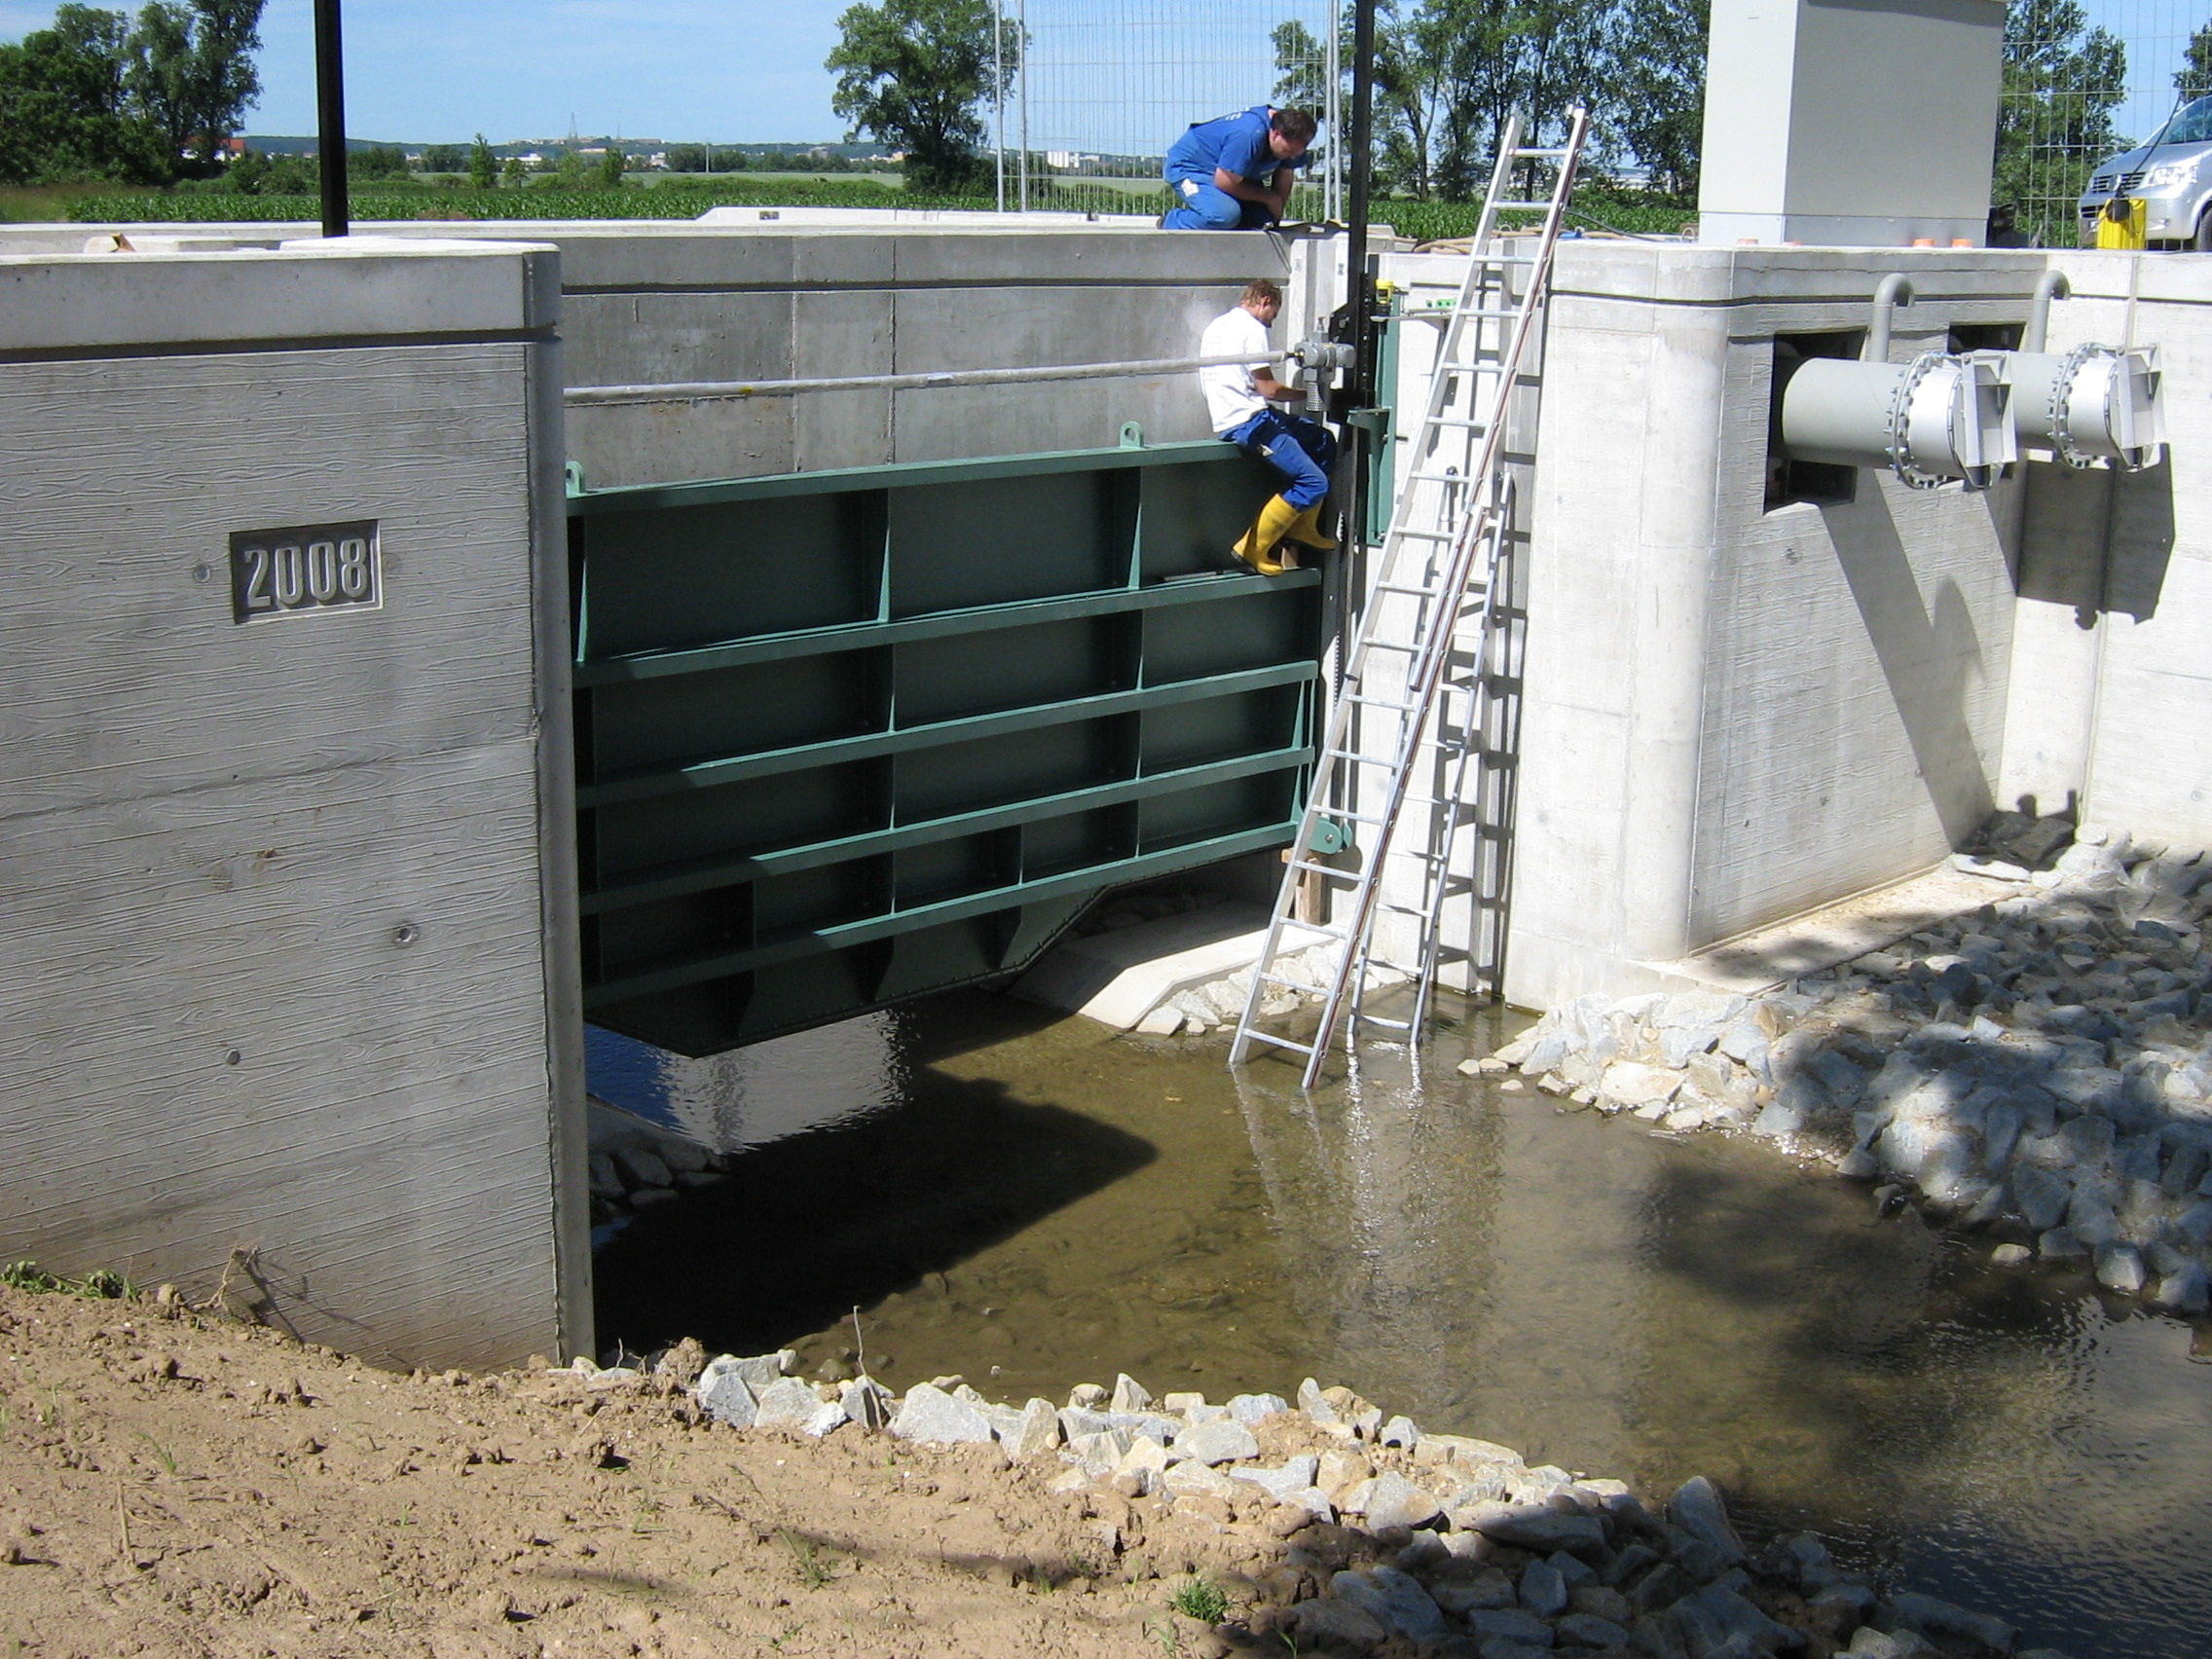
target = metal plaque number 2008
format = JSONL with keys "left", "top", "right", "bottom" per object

{"left": 230, "top": 520, "right": 382, "bottom": 623}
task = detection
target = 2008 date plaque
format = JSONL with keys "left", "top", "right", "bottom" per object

{"left": 230, "top": 520, "right": 382, "bottom": 623}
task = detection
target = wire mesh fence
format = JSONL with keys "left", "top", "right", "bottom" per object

{"left": 1997, "top": 0, "right": 2212, "bottom": 247}
{"left": 989, "top": 0, "right": 1342, "bottom": 220}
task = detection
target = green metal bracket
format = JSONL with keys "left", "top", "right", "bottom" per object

{"left": 1304, "top": 817, "right": 1354, "bottom": 857}
{"left": 1119, "top": 422, "right": 1146, "bottom": 449}
{"left": 565, "top": 460, "right": 588, "bottom": 498}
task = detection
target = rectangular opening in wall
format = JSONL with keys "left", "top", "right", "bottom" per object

{"left": 1949, "top": 322, "right": 2022, "bottom": 353}
{"left": 1766, "top": 331, "right": 1862, "bottom": 511}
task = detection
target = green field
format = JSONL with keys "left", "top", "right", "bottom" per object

{"left": 18, "top": 172, "right": 1692, "bottom": 241}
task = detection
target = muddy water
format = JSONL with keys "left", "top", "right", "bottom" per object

{"left": 590, "top": 994, "right": 2212, "bottom": 1657}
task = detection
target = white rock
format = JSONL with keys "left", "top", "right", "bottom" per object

{"left": 1227, "top": 1391, "right": 1291, "bottom": 1424}
{"left": 1599, "top": 1061, "right": 1683, "bottom": 1107}
{"left": 1171, "top": 1419, "right": 1260, "bottom": 1465}
{"left": 1008, "top": 1397, "right": 1061, "bottom": 1458}
{"left": 1109, "top": 1373, "right": 1153, "bottom": 1414}
{"left": 1231, "top": 1455, "right": 1321, "bottom": 1501}
{"left": 889, "top": 1382, "right": 996, "bottom": 1446}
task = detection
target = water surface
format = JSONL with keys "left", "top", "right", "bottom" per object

{"left": 590, "top": 994, "right": 2212, "bottom": 1657}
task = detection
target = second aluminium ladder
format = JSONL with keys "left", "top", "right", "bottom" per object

{"left": 1228, "top": 107, "right": 1587, "bottom": 1089}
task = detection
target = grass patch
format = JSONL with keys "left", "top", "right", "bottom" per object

{"left": 1167, "top": 1574, "right": 1231, "bottom": 1624}
{"left": 2, "top": 1260, "right": 133, "bottom": 1299}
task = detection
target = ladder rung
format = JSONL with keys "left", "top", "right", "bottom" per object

{"left": 1407, "top": 468, "right": 1484, "bottom": 486}
{"left": 1240, "top": 1029, "right": 1317, "bottom": 1056}
{"left": 1346, "top": 692, "right": 1420, "bottom": 714}
{"left": 1268, "top": 921, "right": 1347, "bottom": 944}
{"left": 1491, "top": 201, "right": 1556, "bottom": 212}
{"left": 1374, "top": 579, "right": 1448, "bottom": 598}
{"left": 1287, "top": 859, "right": 1360, "bottom": 880}
{"left": 1448, "top": 307, "right": 1522, "bottom": 321}
{"left": 1390, "top": 527, "right": 1456, "bottom": 541}
{"left": 1513, "top": 146, "right": 1570, "bottom": 158}
{"left": 1430, "top": 416, "right": 1491, "bottom": 431}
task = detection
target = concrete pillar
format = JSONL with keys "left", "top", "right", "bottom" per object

{"left": 1699, "top": 0, "right": 2006, "bottom": 248}
{"left": 0, "top": 239, "right": 588, "bottom": 1371}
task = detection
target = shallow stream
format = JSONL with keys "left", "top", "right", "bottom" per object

{"left": 589, "top": 992, "right": 2212, "bottom": 1656}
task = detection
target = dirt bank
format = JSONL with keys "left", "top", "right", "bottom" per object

{"left": 0, "top": 1283, "right": 1250, "bottom": 1658}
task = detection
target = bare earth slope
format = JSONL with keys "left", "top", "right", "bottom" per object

{"left": 0, "top": 1285, "right": 1237, "bottom": 1658}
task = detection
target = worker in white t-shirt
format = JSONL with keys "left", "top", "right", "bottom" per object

{"left": 1198, "top": 277, "right": 1337, "bottom": 575}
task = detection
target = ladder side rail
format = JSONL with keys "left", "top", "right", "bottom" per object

{"left": 1405, "top": 476, "right": 1514, "bottom": 1036}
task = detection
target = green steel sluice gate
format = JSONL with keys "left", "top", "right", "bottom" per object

{"left": 566, "top": 440, "right": 1324, "bottom": 1055}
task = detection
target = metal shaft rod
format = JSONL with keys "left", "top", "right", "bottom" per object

{"left": 567, "top": 351, "right": 1280, "bottom": 406}
{"left": 313, "top": 0, "right": 348, "bottom": 239}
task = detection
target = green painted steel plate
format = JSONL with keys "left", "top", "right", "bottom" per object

{"left": 566, "top": 440, "right": 1325, "bottom": 1054}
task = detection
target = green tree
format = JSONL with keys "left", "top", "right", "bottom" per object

{"left": 1425, "top": 0, "right": 1609, "bottom": 201}
{"left": 0, "top": 4, "right": 170, "bottom": 184}
{"left": 499, "top": 154, "right": 528, "bottom": 187}
{"left": 2178, "top": 19, "right": 2212, "bottom": 101}
{"left": 1992, "top": 0, "right": 2125, "bottom": 239}
{"left": 665, "top": 141, "right": 707, "bottom": 172}
{"left": 1272, "top": 18, "right": 1326, "bottom": 112}
{"left": 468, "top": 132, "right": 497, "bottom": 188}
{"left": 347, "top": 142, "right": 407, "bottom": 178}
{"left": 420, "top": 142, "right": 464, "bottom": 173}
{"left": 126, "top": 0, "right": 264, "bottom": 175}
{"left": 1605, "top": 0, "right": 1706, "bottom": 195}
{"left": 826, "top": 0, "right": 1009, "bottom": 192}
{"left": 597, "top": 144, "right": 625, "bottom": 189}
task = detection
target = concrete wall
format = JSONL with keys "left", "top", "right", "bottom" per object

{"left": 2, "top": 218, "right": 1346, "bottom": 490}
{"left": 0, "top": 240, "right": 588, "bottom": 1371}
{"left": 1504, "top": 245, "right": 2046, "bottom": 1007}
{"left": 2003, "top": 253, "right": 2212, "bottom": 847}
{"left": 1700, "top": 0, "right": 2006, "bottom": 247}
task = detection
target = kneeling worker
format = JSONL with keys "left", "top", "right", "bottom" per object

{"left": 1163, "top": 105, "right": 1317, "bottom": 230}
{"left": 1199, "top": 277, "right": 1336, "bottom": 575}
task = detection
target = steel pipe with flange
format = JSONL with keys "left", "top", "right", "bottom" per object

{"left": 1776, "top": 275, "right": 2015, "bottom": 491}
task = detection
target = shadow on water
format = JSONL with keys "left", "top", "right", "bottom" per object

{"left": 591, "top": 1027, "right": 1156, "bottom": 1360}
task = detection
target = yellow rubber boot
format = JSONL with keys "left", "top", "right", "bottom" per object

{"left": 1284, "top": 504, "right": 1336, "bottom": 550}
{"left": 1233, "top": 494, "right": 1301, "bottom": 575}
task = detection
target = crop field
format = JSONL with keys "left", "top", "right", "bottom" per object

{"left": 42, "top": 175, "right": 1693, "bottom": 242}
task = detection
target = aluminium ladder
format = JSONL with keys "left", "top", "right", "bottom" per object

{"left": 1228, "top": 107, "right": 1587, "bottom": 1089}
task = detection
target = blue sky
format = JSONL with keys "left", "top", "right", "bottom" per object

{"left": 0, "top": 2, "right": 2199, "bottom": 150}
{"left": 0, "top": 0, "right": 850, "bottom": 142}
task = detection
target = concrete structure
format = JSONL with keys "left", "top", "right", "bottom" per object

{"left": 0, "top": 239, "right": 589, "bottom": 1371}
{"left": 1699, "top": 0, "right": 2006, "bottom": 247}
{"left": 0, "top": 217, "right": 1347, "bottom": 491}
{"left": 1494, "top": 243, "right": 2210, "bottom": 1011}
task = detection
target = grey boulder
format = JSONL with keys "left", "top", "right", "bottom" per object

{"left": 889, "top": 1382, "right": 995, "bottom": 1445}
{"left": 1330, "top": 1567, "right": 1447, "bottom": 1640}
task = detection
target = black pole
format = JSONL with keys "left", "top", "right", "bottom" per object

{"left": 1345, "top": 0, "right": 1375, "bottom": 327}
{"left": 314, "top": 0, "right": 348, "bottom": 238}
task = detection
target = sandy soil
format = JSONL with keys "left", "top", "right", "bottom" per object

{"left": 0, "top": 1283, "right": 1330, "bottom": 1659}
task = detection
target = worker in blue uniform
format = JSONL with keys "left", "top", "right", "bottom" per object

{"left": 1162, "top": 105, "right": 1317, "bottom": 230}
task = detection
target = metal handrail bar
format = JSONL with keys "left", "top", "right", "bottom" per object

{"left": 567, "top": 352, "right": 1281, "bottom": 406}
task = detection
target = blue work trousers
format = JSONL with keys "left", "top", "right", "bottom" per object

{"left": 1163, "top": 173, "right": 1276, "bottom": 230}
{"left": 1225, "top": 409, "right": 1336, "bottom": 509}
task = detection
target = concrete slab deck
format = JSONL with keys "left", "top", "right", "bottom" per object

{"left": 1648, "top": 862, "right": 2023, "bottom": 996}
